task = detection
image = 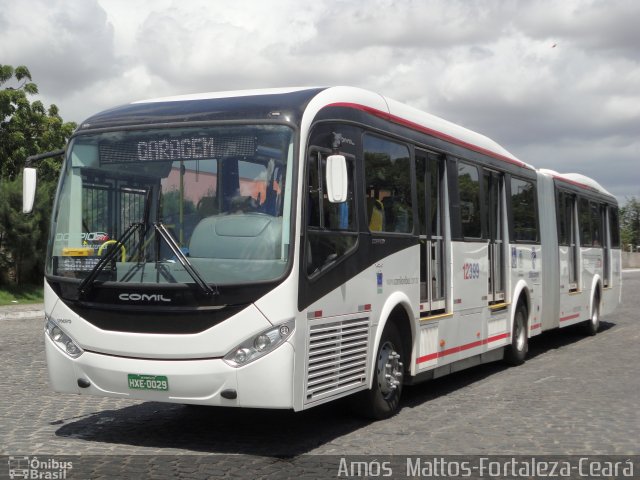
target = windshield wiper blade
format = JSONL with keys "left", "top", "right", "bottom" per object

{"left": 153, "top": 222, "right": 216, "bottom": 297}
{"left": 78, "top": 222, "right": 143, "bottom": 298}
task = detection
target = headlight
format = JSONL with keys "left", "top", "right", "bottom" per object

{"left": 45, "top": 317, "right": 84, "bottom": 358}
{"left": 224, "top": 320, "right": 294, "bottom": 368}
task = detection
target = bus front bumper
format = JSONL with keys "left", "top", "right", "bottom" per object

{"left": 44, "top": 334, "right": 295, "bottom": 409}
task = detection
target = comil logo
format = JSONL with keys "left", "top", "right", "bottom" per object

{"left": 119, "top": 293, "right": 171, "bottom": 303}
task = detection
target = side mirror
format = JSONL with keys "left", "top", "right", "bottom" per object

{"left": 325, "top": 155, "right": 348, "bottom": 203}
{"left": 23, "top": 168, "right": 37, "bottom": 213}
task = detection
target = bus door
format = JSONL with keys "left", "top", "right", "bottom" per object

{"left": 81, "top": 171, "right": 152, "bottom": 256}
{"left": 602, "top": 204, "right": 610, "bottom": 287}
{"left": 484, "top": 169, "right": 505, "bottom": 303}
{"left": 416, "top": 151, "right": 446, "bottom": 312}
{"left": 567, "top": 195, "right": 579, "bottom": 291}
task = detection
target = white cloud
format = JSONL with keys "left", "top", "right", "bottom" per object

{"left": 0, "top": 0, "right": 118, "bottom": 96}
{"left": 1, "top": 0, "right": 638, "bottom": 201}
{"left": 518, "top": 0, "right": 640, "bottom": 59}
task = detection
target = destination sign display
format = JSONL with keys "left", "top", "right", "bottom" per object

{"left": 99, "top": 135, "right": 256, "bottom": 164}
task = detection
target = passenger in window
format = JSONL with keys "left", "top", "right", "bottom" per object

{"left": 368, "top": 197, "right": 384, "bottom": 231}
{"left": 382, "top": 196, "right": 410, "bottom": 232}
{"left": 337, "top": 202, "right": 349, "bottom": 230}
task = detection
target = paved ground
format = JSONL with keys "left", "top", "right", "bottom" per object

{"left": 1, "top": 274, "right": 638, "bottom": 478}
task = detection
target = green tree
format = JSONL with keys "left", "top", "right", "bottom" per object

{"left": 0, "top": 178, "right": 56, "bottom": 284}
{"left": 0, "top": 64, "right": 76, "bottom": 285}
{"left": 1, "top": 64, "right": 76, "bottom": 182}
{"left": 620, "top": 197, "right": 640, "bottom": 250}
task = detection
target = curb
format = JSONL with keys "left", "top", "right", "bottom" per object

{"left": 0, "top": 305, "right": 45, "bottom": 321}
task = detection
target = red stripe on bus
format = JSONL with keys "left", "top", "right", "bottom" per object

{"left": 530, "top": 323, "right": 542, "bottom": 330}
{"left": 416, "top": 333, "right": 510, "bottom": 364}
{"left": 486, "top": 333, "right": 509, "bottom": 344}
{"left": 418, "top": 352, "right": 439, "bottom": 363}
{"left": 551, "top": 174, "right": 598, "bottom": 193}
{"left": 560, "top": 313, "right": 580, "bottom": 322}
{"left": 326, "top": 102, "right": 530, "bottom": 170}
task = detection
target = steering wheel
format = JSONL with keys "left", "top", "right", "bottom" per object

{"left": 97, "top": 240, "right": 127, "bottom": 262}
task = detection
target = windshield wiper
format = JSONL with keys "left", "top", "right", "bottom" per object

{"left": 78, "top": 222, "right": 143, "bottom": 298}
{"left": 77, "top": 221, "right": 216, "bottom": 298}
{"left": 153, "top": 222, "right": 216, "bottom": 297}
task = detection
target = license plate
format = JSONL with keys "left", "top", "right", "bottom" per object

{"left": 127, "top": 374, "right": 169, "bottom": 391}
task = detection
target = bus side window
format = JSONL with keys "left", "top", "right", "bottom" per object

{"left": 363, "top": 135, "right": 412, "bottom": 234}
{"left": 306, "top": 151, "right": 357, "bottom": 276}
{"left": 556, "top": 190, "right": 567, "bottom": 245}
{"left": 510, "top": 177, "right": 538, "bottom": 242}
{"left": 610, "top": 205, "right": 620, "bottom": 248}
{"left": 579, "top": 197, "right": 592, "bottom": 246}
{"left": 591, "top": 201, "right": 601, "bottom": 247}
{"left": 458, "top": 162, "right": 482, "bottom": 239}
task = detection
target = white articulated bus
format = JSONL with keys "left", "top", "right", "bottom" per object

{"left": 24, "top": 87, "right": 621, "bottom": 419}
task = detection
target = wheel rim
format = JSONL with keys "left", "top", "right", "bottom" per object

{"left": 376, "top": 341, "right": 403, "bottom": 398}
{"left": 591, "top": 301, "right": 599, "bottom": 328}
{"left": 515, "top": 312, "right": 526, "bottom": 352}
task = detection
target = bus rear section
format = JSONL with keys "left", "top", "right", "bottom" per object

{"left": 537, "top": 170, "right": 622, "bottom": 336}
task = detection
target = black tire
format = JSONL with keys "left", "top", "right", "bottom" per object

{"left": 183, "top": 404, "right": 212, "bottom": 410}
{"left": 504, "top": 304, "right": 528, "bottom": 365}
{"left": 354, "top": 322, "right": 405, "bottom": 420}
{"left": 582, "top": 292, "right": 600, "bottom": 336}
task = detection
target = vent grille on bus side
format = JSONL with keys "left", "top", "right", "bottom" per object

{"left": 305, "top": 317, "right": 370, "bottom": 404}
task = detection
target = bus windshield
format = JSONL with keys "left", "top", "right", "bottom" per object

{"left": 47, "top": 124, "right": 295, "bottom": 287}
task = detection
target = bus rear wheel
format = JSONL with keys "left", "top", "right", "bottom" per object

{"left": 583, "top": 292, "right": 600, "bottom": 336}
{"left": 504, "top": 304, "right": 528, "bottom": 365}
{"left": 355, "top": 322, "right": 404, "bottom": 420}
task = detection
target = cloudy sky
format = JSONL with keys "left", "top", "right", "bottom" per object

{"left": 2, "top": 0, "right": 638, "bottom": 203}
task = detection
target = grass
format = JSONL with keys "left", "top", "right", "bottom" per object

{"left": 0, "top": 284, "right": 44, "bottom": 306}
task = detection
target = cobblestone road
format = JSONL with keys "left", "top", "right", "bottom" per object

{"left": 1, "top": 273, "right": 638, "bottom": 478}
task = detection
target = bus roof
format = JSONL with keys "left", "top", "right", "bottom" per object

{"left": 131, "top": 87, "right": 317, "bottom": 104}
{"left": 538, "top": 168, "right": 614, "bottom": 199}
{"left": 82, "top": 86, "right": 586, "bottom": 174}
{"left": 371, "top": 92, "right": 532, "bottom": 170}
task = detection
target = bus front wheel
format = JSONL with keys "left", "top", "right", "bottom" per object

{"left": 356, "top": 322, "right": 405, "bottom": 420}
